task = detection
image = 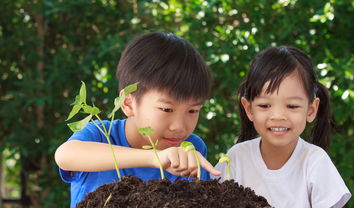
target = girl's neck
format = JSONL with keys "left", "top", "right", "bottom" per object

{"left": 259, "top": 138, "right": 298, "bottom": 170}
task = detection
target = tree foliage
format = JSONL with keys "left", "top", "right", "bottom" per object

{"left": 0, "top": 0, "right": 353, "bottom": 207}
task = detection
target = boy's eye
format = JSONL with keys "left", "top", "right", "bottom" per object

{"left": 160, "top": 108, "right": 173, "bottom": 113}
{"left": 189, "top": 109, "right": 200, "bottom": 114}
{"left": 258, "top": 104, "right": 270, "bottom": 108}
{"left": 287, "top": 105, "right": 300, "bottom": 109}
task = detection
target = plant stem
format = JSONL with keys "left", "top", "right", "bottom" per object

{"left": 92, "top": 117, "right": 121, "bottom": 181}
{"left": 147, "top": 135, "right": 164, "bottom": 180}
{"left": 227, "top": 162, "right": 231, "bottom": 180}
{"left": 193, "top": 150, "right": 201, "bottom": 180}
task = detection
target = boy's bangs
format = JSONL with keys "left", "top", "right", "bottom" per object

{"left": 142, "top": 52, "right": 211, "bottom": 103}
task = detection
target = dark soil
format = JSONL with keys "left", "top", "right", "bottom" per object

{"left": 77, "top": 175, "right": 272, "bottom": 208}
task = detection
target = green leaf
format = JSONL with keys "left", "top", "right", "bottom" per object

{"left": 180, "top": 141, "right": 195, "bottom": 151}
{"left": 123, "top": 82, "right": 139, "bottom": 95}
{"left": 91, "top": 106, "right": 100, "bottom": 115}
{"left": 79, "top": 81, "right": 87, "bottom": 104}
{"left": 66, "top": 104, "right": 82, "bottom": 121}
{"left": 218, "top": 153, "right": 230, "bottom": 163}
{"left": 108, "top": 96, "right": 124, "bottom": 118}
{"left": 138, "top": 127, "right": 155, "bottom": 136}
{"left": 71, "top": 95, "right": 82, "bottom": 105}
{"left": 67, "top": 115, "right": 92, "bottom": 132}
{"left": 83, "top": 105, "right": 93, "bottom": 114}
{"left": 108, "top": 82, "right": 138, "bottom": 118}
{"left": 142, "top": 145, "right": 153, "bottom": 149}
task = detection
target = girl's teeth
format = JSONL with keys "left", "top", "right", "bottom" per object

{"left": 270, "top": 128, "right": 288, "bottom": 131}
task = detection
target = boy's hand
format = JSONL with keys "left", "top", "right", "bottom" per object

{"left": 156, "top": 147, "right": 221, "bottom": 177}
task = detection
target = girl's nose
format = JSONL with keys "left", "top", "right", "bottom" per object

{"left": 269, "top": 108, "right": 286, "bottom": 120}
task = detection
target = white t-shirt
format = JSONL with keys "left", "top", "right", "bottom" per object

{"left": 213, "top": 137, "right": 351, "bottom": 208}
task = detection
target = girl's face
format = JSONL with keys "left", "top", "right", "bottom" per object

{"left": 123, "top": 89, "right": 203, "bottom": 150}
{"left": 241, "top": 71, "right": 319, "bottom": 150}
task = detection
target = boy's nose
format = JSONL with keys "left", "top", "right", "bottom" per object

{"left": 168, "top": 117, "right": 186, "bottom": 136}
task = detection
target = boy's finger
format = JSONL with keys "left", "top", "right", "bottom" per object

{"left": 199, "top": 155, "right": 221, "bottom": 176}
{"left": 187, "top": 151, "right": 197, "bottom": 171}
{"left": 167, "top": 147, "right": 180, "bottom": 168}
{"left": 177, "top": 147, "right": 188, "bottom": 171}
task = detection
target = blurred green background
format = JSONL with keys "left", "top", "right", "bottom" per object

{"left": 0, "top": 0, "right": 353, "bottom": 207}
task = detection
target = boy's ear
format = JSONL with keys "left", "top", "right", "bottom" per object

{"left": 241, "top": 97, "right": 253, "bottom": 122}
{"left": 307, "top": 98, "right": 320, "bottom": 123}
{"left": 121, "top": 90, "right": 135, "bottom": 117}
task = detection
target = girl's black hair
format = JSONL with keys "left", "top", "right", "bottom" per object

{"left": 238, "top": 46, "right": 332, "bottom": 150}
{"left": 116, "top": 32, "right": 212, "bottom": 103}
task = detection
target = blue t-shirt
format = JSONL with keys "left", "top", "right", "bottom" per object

{"left": 59, "top": 119, "right": 210, "bottom": 208}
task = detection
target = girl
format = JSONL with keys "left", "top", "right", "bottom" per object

{"left": 213, "top": 46, "right": 351, "bottom": 208}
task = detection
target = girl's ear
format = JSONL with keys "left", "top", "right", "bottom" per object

{"left": 121, "top": 91, "right": 135, "bottom": 117}
{"left": 241, "top": 97, "right": 254, "bottom": 122}
{"left": 307, "top": 98, "right": 320, "bottom": 122}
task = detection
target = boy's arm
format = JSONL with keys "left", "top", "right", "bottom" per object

{"left": 55, "top": 140, "right": 157, "bottom": 171}
{"left": 55, "top": 140, "right": 220, "bottom": 177}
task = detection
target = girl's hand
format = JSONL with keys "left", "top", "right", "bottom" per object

{"left": 156, "top": 147, "right": 221, "bottom": 177}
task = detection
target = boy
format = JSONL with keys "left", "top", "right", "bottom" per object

{"left": 55, "top": 32, "right": 220, "bottom": 208}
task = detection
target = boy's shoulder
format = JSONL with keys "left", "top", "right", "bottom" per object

{"left": 68, "top": 119, "right": 127, "bottom": 144}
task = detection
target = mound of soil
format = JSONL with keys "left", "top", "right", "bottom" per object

{"left": 77, "top": 175, "right": 272, "bottom": 208}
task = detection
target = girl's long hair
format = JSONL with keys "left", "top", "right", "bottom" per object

{"left": 237, "top": 46, "right": 332, "bottom": 150}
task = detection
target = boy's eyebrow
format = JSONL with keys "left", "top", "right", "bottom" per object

{"left": 157, "top": 98, "right": 204, "bottom": 106}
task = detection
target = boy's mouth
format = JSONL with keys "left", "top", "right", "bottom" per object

{"left": 163, "top": 138, "right": 182, "bottom": 147}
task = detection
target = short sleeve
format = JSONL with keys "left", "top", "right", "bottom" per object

{"left": 308, "top": 152, "right": 351, "bottom": 208}
{"left": 59, "top": 121, "right": 104, "bottom": 183}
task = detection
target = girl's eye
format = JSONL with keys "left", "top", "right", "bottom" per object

{"left": 160, "top": 108, "right": 173, "bottom": 113}
{"left": 287, "top": 105, "right": 300, "bottom": 109}
{"left": 189, "top": 109, "right": 200, "bottom": 114}
{"left": 258, "top": 104, "right": 270, "bottom": 108}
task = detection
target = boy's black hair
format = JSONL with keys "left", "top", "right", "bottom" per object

{"left": 116, "top": 32, "right": 212, "bottom": 103}
{"left": 238, "top": 46, "right": 332, "bottom": 150}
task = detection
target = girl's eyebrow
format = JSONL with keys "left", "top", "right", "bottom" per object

{"left": 256, "top": 95, "right": 305, "bottom": 101}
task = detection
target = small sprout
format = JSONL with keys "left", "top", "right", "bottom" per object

{"left": 66, "top": 81, "right": 138, "bottom": 181}
{"left": 138, "top": 127, "right": 165, "bottom": 180}
{"left": 142, "top": 145, "right": 152, "bottom": 149}
{"left": 218, "top": 153, "right": 231, "bottom": 180}
{"left": 103, "top": 193, "right": 112, "bottom": 207}
{"left": 180, "top": 141, "right": 201, "bottom": 180}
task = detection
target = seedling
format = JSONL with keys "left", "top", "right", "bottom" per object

{"left": 218, "top": 153, "right": 231, "bottom": 180}
{"left": 138, "top": 127, "right": 165, "bottom": 180}
{"left": 180, "top": 141, "right": 201, "bottom": 180}
{"left": 66, "top": 81, "right": 138, "bottom": 181}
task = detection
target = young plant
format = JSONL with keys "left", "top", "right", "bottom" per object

{"left": 218, "top": 153, "right": 231, "bottom": 180}
{"left": 180, "top": 141, "right": 201, "bottom": 180}
{"left": 138, "top": 127, "right": 165, "bottom": 180}
{"left": 66, "top": 81, "right": 138, "bottom": 181}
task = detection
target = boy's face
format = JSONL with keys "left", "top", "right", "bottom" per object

{"left": 124, "top": 89, "right": 203, "bottom": 150}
